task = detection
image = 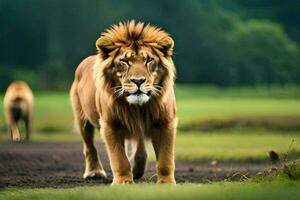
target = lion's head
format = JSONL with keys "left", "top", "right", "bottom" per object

{"left": 94, "top": 20, "right": 175, "bottom": 105}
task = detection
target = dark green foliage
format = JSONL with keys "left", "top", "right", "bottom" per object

{"left": 226, "top": 20, "right": 299, "bottom": 85}
{"left": 0, "top": 0, "right": 299, "bottom": 91}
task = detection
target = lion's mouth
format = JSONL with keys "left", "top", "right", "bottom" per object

{"left": 125, "top": 89, "right": 151, "bottom": 105}
{"left": 125, "top": 90, "right": 151, "bottom": 97}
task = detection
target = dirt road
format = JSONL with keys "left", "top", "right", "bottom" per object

{"left": 0, "top": 142, "right": 273, "bottom": 188}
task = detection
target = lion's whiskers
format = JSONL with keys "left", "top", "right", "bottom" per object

{"left": 111, "top": 86, "right": 123, "bottom": 90}
{"left": 153, "top": 84, "right": 163, "bottom": 89}
{"left": 112, "top": 86, "right": 125, "bottom": 98}
{"left": 114, "top": 88, "right": 123, "bottom": 93}
{"left": 143, "top": 85, "right": 162, "bottom": 97}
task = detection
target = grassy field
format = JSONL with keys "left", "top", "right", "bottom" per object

{"left": 175, "top": 130, "right": 300, "bottom": 161}
{"left": 1, "top": 85, "right": 300, "bottom": 132}
{"left": 175, "top": 85, "right": 300, "bottom": 125}
{"left": 1, "top": 181, "right": 300, "bottom": 200}
{"left": 0, "top": 85, "right": 300, "bottom": 161}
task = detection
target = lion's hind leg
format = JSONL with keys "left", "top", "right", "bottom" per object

{"left": 81, "top": 121, "right": 107, "bottom": 179}
{"left": 24, "top": 112, "right": 32, "bottom": 142}
{"left": 5, "top": 107, "right": 20, "bottom": 142}
{"left": 127, "top": 139, "right": 148, "bottom": 180}
{"left": 71, "top": 83, "right": 106, "bottom": 179}
{"left": 8, "top": 116, "right": 20, "bottom": 142}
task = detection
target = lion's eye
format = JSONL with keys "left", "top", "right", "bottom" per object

{"left": 146, "top": 57, "right": 154, "bottom": 65}
{"left": 120, "top": 59, "right": 129, "bottom": 66}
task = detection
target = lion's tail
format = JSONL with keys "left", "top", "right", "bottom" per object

{"left": 70, "top": 81, "right": 80, "bottom": 134}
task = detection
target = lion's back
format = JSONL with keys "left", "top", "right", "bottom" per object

{"left": 4, "top": 81, "right": 34, "bottom": 120}
{"left": 4, "top": 81, "right": 34, "bottom": 108}
{"left": 71, "top": 55, "right": 100, "bottom": 128}
{"left": 74, "top": 55, "right": 97, "bottom": 81}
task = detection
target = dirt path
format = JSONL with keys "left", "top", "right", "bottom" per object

{"left": 0, "top": 142, "right": 273, "bottom": 188}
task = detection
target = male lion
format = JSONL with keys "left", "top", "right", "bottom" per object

{"left": 70, "top": 20, "right": 177, "bottom": 185}
{"left": 4, "top": 81, "right": 34, "bottom": 142}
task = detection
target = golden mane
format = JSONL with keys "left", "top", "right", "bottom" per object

{"left": 98, "top": 20, "right": 174, "bottom": 57}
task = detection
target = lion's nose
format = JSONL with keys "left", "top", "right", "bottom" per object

{"left": 130, "top": 77, "right": 146, "bottom": 87}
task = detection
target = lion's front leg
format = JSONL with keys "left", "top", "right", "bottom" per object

{"left": 101, "top": 123, "right": 133, "bottom": 185}
{"left": 151, "top": 123, "right": 176, "bottom": 184}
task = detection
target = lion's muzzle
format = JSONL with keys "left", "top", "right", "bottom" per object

{"left": 125, "top": 76, "right": 151, "bottom": 105}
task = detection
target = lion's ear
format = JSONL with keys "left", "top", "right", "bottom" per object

{"left": 158, "top": 36, "right": 174, "bottom": 57}
{"left": 96, "top": 37, "right": 114, "bottom": 59}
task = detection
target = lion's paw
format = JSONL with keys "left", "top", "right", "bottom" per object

{"left": 12, "top": 137, "right": 20, "bottom": 142}
{"left": 111, "top": 177, "right": 134, "bottom": 185}
{"left": 83, "top": 169, "right": 107, "bottom": 179}
{"left": 157, "top": 177, "right": 176, "bottom": 185}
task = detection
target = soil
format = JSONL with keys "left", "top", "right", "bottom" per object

{"left": 0, "top": 142, "right": 274, "bottom": 188}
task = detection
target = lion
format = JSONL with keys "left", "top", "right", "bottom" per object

{"left": 3, "top": 81, "right": 34, "bottom": 142}
{"left": 70, "top": 20, "right": 177, "bottom": 185}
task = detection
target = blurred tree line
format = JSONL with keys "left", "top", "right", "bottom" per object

{"left": 0, "top": 0, "right": 299, "bottom": 91}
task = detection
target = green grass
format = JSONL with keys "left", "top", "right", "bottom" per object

{"left": 254, "top": 159, "right": 300, "bottom": 182}
{"left": 1, "top": 85, "right": 300, "bottom": 132}
{"left": 1, "top": 181, "right": 300, "bottom": 200}
{"left": 177, "top": 97, "right": 300, "bottom": 125}
{"left": 175, "top": 130, "right": 300, "bottom": 161}
{"left": 175, "top": 84, "right": 300, "bottom": 99}
{"left": 175, "top": 85, "right": 300, "bottom": 125}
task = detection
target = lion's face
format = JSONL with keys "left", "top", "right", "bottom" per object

{"left": 95, "top": 21, "right": 175, "bottom": 105}
{"left": 107, "top": 47, "right": 166, "bottom": 105}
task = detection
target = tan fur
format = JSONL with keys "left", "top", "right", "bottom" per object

{"left": 3, "top": 81, "right": 34, "bottom": 142}
{"left": 70, "top": 20, "right": 177, "bottom": 185}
